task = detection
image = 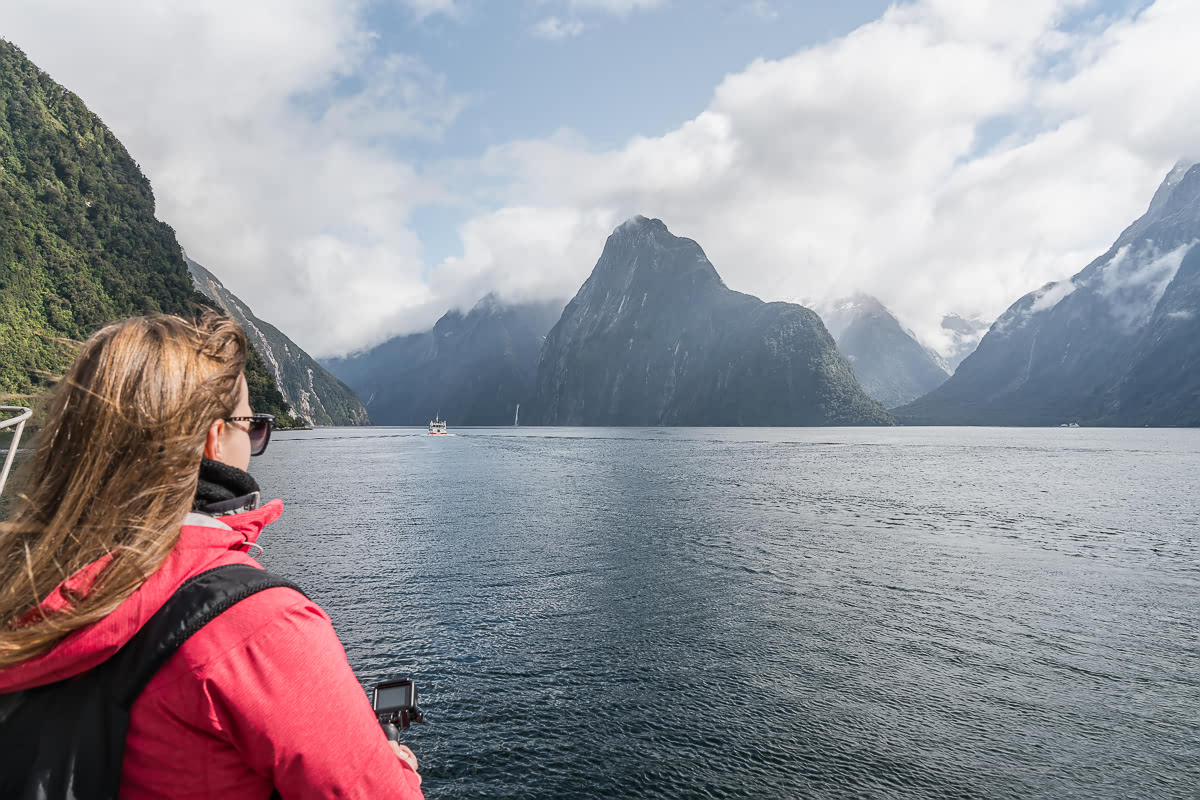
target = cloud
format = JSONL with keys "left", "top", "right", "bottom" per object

{"left": 1029, "top": 278, "right": 1077, "bottom": 313}
{"left": 531, "top": 0, "right": 663, "bottom": 30}
{"left": 4, "top": 0, "right": 1199, "bottom": 363}
{"left": 0, "top": 0, "right": 463, "bottom": 356}
{"left": 315, "top": 54, "right": 469, "bottom": 141}
{"left": 532, "top": 16, "right": 586, "bottom": 39}
{"left": 401, "top": 0, "right": 462, "bottom": 21}
{"left": 432, "top": 207, "right": 619, "bottom": 311}
{"left": 434, "top": 0, "right": 1200, "bottom": 356}
{"left": 567, "top": 0, "right": 665, "bottom": 14}
{"left": 1093, "top": 241, "right": 1194, "bottom": 331}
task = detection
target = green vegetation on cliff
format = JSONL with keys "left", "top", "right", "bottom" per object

{"left": 0, "top": 39, "right": 195, "bottom": 391}
{"left": 0, "top": 40, "right": 299, "bottom": 426}
{"left": 242, "top": 342, "right": 302, "bottom": 428}
{"left": 188, "top": 256, "right": 369, "bottom": 426}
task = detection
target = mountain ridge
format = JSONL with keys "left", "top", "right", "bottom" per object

{"left": 899, "top": 162, "right": 1200, "bottom": 426}
{"left": 820, "top": 294, "right": 950, "bottom": 409}
{"left": 186, "top": 256, "right": 369, "bottom": 427}
{"left": 535, "top": 217, "right": 893, "bottom": 426}
{"left": 0, "top": 39, "right": 297, "bottom": 423}
{"left": 324, "top": 294, "right": 562, "bottom": 426}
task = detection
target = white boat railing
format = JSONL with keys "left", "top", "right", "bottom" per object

{"left": 0, "top": 406, "right": 33, "bottom": 498}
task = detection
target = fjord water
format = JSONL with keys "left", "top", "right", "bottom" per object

{"left": 255, "top": 427, "right": 1199, "bottom": 799}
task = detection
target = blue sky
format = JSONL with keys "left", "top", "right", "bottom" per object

{"left": 353, "top": 0, "right": 1155, "bottom": 277}
{"left": 360, "top": 0, "right": 898, "bottom": 265}
{"left": 362, "top": 0, "right": 1144, "bottom": 267}
{"left": 379, "top": 0, "right": 1140, "bottom": 154}
{"left": 1, "top": 0, "right": 1191, "bottom": 356}
{"left": 376, "top": 2, "right": 895, "bottom": 154}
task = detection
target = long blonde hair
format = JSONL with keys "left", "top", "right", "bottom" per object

{"left": 0, "top": 313, "right": 247, "bottom": 668}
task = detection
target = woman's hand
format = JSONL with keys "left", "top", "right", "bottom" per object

{"left": 389, "top": 741, "right": 421, "bottom": 784}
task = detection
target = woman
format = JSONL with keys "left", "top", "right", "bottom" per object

{"left": 0, "top": 314, "right": 423, "bottom": 798}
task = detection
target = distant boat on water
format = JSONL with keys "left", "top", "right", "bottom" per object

{"left": 429, "top": 415, "right": 448, "bottom": 435}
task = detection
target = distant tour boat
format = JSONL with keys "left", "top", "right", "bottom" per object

{"left": 428, "top": 415, "right": 448, "bottom": 435}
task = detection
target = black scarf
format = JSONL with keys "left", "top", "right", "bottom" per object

{"left": 193, "top": 457, "right": 261, "bottom": 516}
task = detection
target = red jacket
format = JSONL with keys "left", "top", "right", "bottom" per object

{"left": 0, "top": 500, "right": 424, "bottom": 799}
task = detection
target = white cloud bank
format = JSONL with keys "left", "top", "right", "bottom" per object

{"left": 567, "top": 0, "right": 665, "bottom": 14}
{"left": 0, "top": 0, "right": 458, "bottom": 355}
{"left": 434, "top": 0, "right": 1200, "bottom": 354}
{"left": 1095, "top": 240, "right": 1195, "bottom": 331}
{"left": 2, "top": 0, "right": 1199, "bottom": 358}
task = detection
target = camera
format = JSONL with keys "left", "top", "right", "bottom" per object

{"left": 372, "top": 678, "right": 424, "bottom": 741}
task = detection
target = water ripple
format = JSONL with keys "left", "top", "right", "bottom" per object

{"left": 255, "top": 426, "right": 1200, "bottom": 799}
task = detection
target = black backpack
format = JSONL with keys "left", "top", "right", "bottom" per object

{"left": 0, "top": 563, "right": 303, "bottom": 799}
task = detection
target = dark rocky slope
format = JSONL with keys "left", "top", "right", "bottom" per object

{"left": 822, "top": 294, "right": 950, "bottom": 408}
{"left": 535, "top": 217, "right": 892, "bottom": 426}
{"left": 899, "top": 162, "right": 1200, "bottom": 426}
{"left": 324, "top": 295, "right": 561, "bottom": 426}
{"left": 187, "top": 256, "right": 369, "bottom": 426}
{"left": 0, "top": 40, "right": 295, "bottom": 422}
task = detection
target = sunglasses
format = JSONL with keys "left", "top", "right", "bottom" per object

{"left": 225, "top": 414, "right": 275, "bottom": 456}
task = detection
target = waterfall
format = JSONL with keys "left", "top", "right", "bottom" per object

{"left": 514, "top": 403, "right": 520, "bottom": 427}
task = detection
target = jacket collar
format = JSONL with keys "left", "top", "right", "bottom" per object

{"left": 0, "top": 499, "right": 285, "bottom": 693}
{"left": 34, "top": 499, "right": 285, "bottom": 621}
{"left": 194, "top": 490, "right": 261, "bottom": 518}
{"left": 193, "top": 458, "right": 261, "bottom": 515}
{"left": 182, "top": 498, "right": 284, "bottom": 548}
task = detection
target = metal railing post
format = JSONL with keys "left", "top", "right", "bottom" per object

{"left": 0, "top": 406, "right": 33, "bottom": 497}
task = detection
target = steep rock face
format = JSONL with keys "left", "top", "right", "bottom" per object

{"left": 1115, "top": 245, "right": 1200, "bottom": 426}
{"left": 821, "top": 294, "right": 950, "bottom": 408}
{"left": 535, "top": 217, "right": 892, "bottom": 426}
{"left": 899, "top": 162, "right": 1200, "bottom": 426}
{"left": 324, "top": 295, "right": 561, "bottom": 426}
{"left": 0, "top": 40, "right": 196, "bottom": 393}
{"left": 0, "top": 41, "right": 296, "bottom": 423}
{"left": 186, "top": 256, "right": 369, "bottom": 427}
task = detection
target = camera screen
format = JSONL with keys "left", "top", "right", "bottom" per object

{"left": 375, "top": 682, "right": 413, "bottom": 710}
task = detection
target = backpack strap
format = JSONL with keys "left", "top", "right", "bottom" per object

{"left": 0, "top": 562, "right": 305, "bottom": 800}
{"left": 111, "top": 563, "right": 305, "bottom": 707}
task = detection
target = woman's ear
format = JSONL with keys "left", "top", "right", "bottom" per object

{"left": 204, "top": 419, "right": 224, "bottom": 462}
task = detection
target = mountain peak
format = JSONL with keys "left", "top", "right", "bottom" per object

{"left": 901, "top": 157, "right": 1200, "bottom": 426}
{"left": 1151, "top": 160, "right": 1200, "bottom": 205}
{"left": 324, "top": 298, "right": 560, "bottom": 426}
{"left": 588, "top": 216, "right": 724, "bottom": 293}
{"left": 1166, "top": 158, "right": 1198, "bottom": 186}
{"left": 471, "top": 291, "right": 504, "bottom": 314}
{"left": 618, "top": 215, "right": 670, "bottom": 234}
{"left": 1125, "top": 160, "right": 1200, "bottom": 242}
{"left": 538, "top": 223, "right": 892, "bottom": 426}
{"left": 819, "top": 294, "right": 950, "bottom": 407}
{"left": 834, "top": 292, "right": 889, "bottom": 315}
{"left": 821, "top": 293, "right": 893, "bottom": 340}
